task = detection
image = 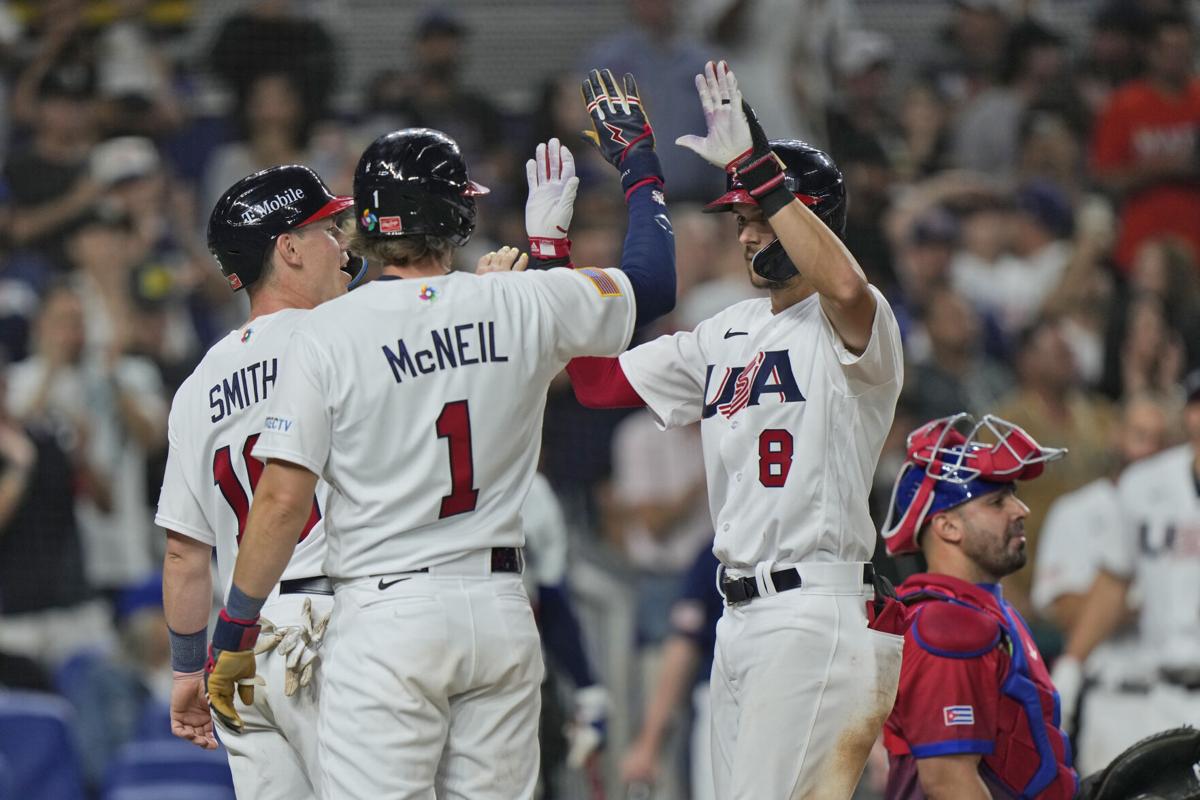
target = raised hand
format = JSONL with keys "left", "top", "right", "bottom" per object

{"left": 581, "top": 69, "right": 664, "bottom": 195}
{"left": 675, "top": 60, "right": 754, "bottom": 170}
{"left": 525, "top": 138, "right": 579, "bottom": 261}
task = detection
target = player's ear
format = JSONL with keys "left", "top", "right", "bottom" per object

{"left": 928, "top": 512, "right": 963, "bottom": 547}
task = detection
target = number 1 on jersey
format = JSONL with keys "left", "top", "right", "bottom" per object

{"left": 436, "top": 400, "right": 479, "bottom": 518}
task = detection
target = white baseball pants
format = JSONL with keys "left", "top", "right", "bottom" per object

{"left": 710, "top": 561, "right": 903, "bottom": 800}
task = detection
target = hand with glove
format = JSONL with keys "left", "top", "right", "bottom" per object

{"left": 565, "top": 684, "right": 609, "bottom": 769}
{"left": 254, "top": 597, "right": 332, "bottom": 697}
{"left": 676, "top": 61, "right": 794, "bottom": 218}
{"left": 525, "top": 137, "right": 579, "bottom": 266}
{"left": 205, "top": 609, "right": 265, "bottom": 733}
{"left": 581, "top": 69, "right": 664, "bottom": 199}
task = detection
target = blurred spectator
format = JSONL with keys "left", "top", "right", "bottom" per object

{"left": 620, "top": 544, "right": 720, "bottom": 800}
{"left": 889, "top": 207, "right": 959, "bottom": 358}
{"left": 9, "top": 0, "right": 96, "bottom": 130}
{"left": 922, "top": 0, "right": 1014, "bottom": 108}
{"left": 581, "top": 0, "right": 720, "bottom": 203}
{"left": 6, "top": 284, "right": 167, "bottom": 594}
{"left": 1016, "top": 106, "right": 1088, "bottom": 198}
{"left": 995, "top": 317, "right": 1116, "bottom": 616}
{"left": 209, "top": 0, "right": 337, "bottom": 122}
{"left": 827, "top": 30, "right": 898, "bottom": 168}
{"left": 67, "top": 572, "right": 171, "bottom": 787}
{"left": 687, "top": 0, "right": 858, "bottom": 145}
{"left": 1116, "top": 292, "right": 1186, "bottom": 398}
{"left": 609, "top": 411, "right": 708, "bottom": 643}
{"left": 517, "top": 75, "right": 613, "bottom": 197}
{"left": 93, "top": 0, "right": 184, "bottom": 138}
{"left": 951, "top": 18, "right": 1081, "bottom": 181}
{"left": 377, "top": 10, "right": 510, "bottom": 203}
{"left": 1090, "top": 11, "right": 1200, "bottom": 272}
{"left": 904, "top": 284, "right": 1013, "bottom": 421}
{"left": 1032, "top": 392, "right": 1172, "bottom": 774}
{"left": 894, "top": 81, "right": 954, "bottom": 180}
{"left": 1076, "top": 1, "right": 1150, "bottom": 116}
{"left": 4, "top": 65, "right": 101, "bottom": 272}
{"left": 1128, "top": 236, "right": 1200, "bottom": 370}
{"left": 0, "top": 346, "right": 115, "bottom": 668}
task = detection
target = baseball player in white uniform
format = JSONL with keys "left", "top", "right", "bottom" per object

{"left": 158, "top": 164, "right": 357, "bottom": 798}
{"left": 205, "top": 72, "right": 676, "bottom": 800}
{"left": 568, "top": 61, "right": 905, "bottom": 799}
{"left": 1055, "top": 370, "right": 1200, "bottom": 765}
{"left": 1031, "top": 394, "right": 1170, "bottom": 774}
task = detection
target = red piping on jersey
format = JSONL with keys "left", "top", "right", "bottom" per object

{"left": 566, "top": 357, "right": 644, "bottom": 409}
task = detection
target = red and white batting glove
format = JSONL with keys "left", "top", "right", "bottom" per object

{"left": 525, "top": 138, "right": 579, "bottom": 265}
{"left": 675, "top": 60, "right": 754, "bottom": 171}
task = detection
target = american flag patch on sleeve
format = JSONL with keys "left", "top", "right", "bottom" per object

{"left": 577, "top": 268, "right": 622, "bottom": 297}
{"left": 943, "top": 705, "right": 975, "bottom": 726}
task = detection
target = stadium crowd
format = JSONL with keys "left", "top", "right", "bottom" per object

{"left": 0, "top": 0, "right": 1197, "bottom": 797}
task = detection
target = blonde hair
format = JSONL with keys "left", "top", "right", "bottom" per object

{"left": 349, "top": 232, "right": 453, "bottom": 270}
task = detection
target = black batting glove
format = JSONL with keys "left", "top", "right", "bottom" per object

{"left": 581, "top": 69, "right": 664, "bottom": 198}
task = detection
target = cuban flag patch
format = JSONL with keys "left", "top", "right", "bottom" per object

{"left": 943, "top": 705, "right": 975, "bottom": 726}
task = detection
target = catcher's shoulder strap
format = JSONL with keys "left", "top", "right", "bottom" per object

{"left": 900, "top": 589, "right": 1005, "bottom": 659}
{"left": 1079, "top": 726, "right": 1200, "bottom": 800}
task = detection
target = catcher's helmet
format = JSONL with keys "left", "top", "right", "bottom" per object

{"left": 353, "top": 128, "right": 489, "bottom": 247}
{"left": 704, "top": 140, "right": 846, "bottom": 282}
{"left": 208, "top": 165, "right": 353, "bottom": 292}
{"left": 882, "top": 413, "right": 1066, "bottom": 556}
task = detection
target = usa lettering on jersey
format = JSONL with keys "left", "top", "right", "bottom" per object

{"left": 381, "top": 320, "right": 508, "bottom": 384}
{"left": 701, "top": 350, "right": 805, "bottom": 419}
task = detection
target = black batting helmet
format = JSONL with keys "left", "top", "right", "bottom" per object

{"left": 703, "top": 139, "right": 846, "bottom": 237}
{"left": 207, "top": 165, "right": 353, "bottom": 291}
{"left": 353, "top": 128, "right": 489, "bottom": 247}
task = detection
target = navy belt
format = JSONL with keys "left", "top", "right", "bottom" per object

{"left": 377, "top": 547, "right": 525, "bottom": 578}
{"left": 279, "top": 576, "right": 334, "bottom": 596}
{"left": 720, "top": 563, "right": 875, "bottom": 605}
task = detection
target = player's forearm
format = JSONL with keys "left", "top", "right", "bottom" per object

{"left": 636, "top": 636, "right": 701, "bottom": 749}
{"left": 163, "top": 531, "right": 214, "bottom": 671}
{"left": 1063, "top": 569, "right": 1130, "bottom": 662}
{"left": 916, "top": 755, "right": 990, "bottom": 799}
{"left": 619, "top": 183, "right": 676, "bottom": 328}
{"left": 230, "top": 461, "right": 318, "bottom": 601}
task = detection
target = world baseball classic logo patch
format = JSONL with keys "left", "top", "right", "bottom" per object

{"left": 943, "top": 705, "right": 975, "bottom": 726}
{"left": 577, "top": 268, "right": 622, "bottom": 297}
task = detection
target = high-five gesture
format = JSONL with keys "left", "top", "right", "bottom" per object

{"left": 581, "top": 69, "right": 664, "bottom": 196}
{"left": 525, "top": 137, "right": 579, "bottom": 262}
{"left": 675, "top": 60, "right": 754, "bottom": 170}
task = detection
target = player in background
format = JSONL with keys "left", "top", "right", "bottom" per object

{"left": 879, "top": 413, "right": 1077, "bottom": 800}
{"left": 620, "top": 544, "right": 721, "bottom": 800}
{"left": 1030, "top": 394, "right": 1172, "bottom": 773}
{"left": 1054, "top": 370, "right": 1200, "bottom": 761}
{"left": 206, "top": 67, "right": 675, "bottom": 799}
{"left": 157, "top": 165, "right": 356, "bottom": 798}
{"left": 567, "top": 61, "right": 905, "bottom": 798}
{"left": 519, "top": 472, "right": 608, "bottom": 792}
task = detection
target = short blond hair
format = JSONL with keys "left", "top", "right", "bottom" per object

{"left": 349, "top": 232, "right": 454, "bottom": 270}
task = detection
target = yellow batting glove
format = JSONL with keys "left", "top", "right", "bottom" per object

{"left": 205, "top": 609, "right": 263, "bottom": 733}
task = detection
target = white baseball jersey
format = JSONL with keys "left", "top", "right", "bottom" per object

{"left": 252, "top": 268, "right": 635, "bottom": 578}
{"left": 156, "top": 309, "right": 329, "bottom": 595}
{"left": 1104, "top": 444, "right": 1200, "bottom": 672}
{"left": 620, "top": 286, "right": 902, "bottom": 568}
{"left": 1032, "top": 478, "right": 1146, "bottom": 686}
{"left": 521, "top": 472, "right": 569, "bottom": 596}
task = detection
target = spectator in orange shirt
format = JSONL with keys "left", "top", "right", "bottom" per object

{"left": 1091, "top": 11, "right": 1200, "bottom": 272}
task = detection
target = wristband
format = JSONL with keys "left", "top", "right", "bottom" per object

{"left": 212, "top": 608, "right": 261, "bottom": 653}
{"left": 168, "top": 626, "right": 208, "bottom": 674}
{"left": 529, "top": 236, "right": 572, "bottom": 260}
{"left": 734, "top": 150, "right": 792, "bottom": 218}
{"left": 618, "top": 150, "right": 665, "bottom": 197}
{"left": 225, "top": 582, "right": 266, "bottom": 621}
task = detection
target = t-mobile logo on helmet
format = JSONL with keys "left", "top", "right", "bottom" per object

{"left": 241, "top": 187, "right": 306, "bottom": 224}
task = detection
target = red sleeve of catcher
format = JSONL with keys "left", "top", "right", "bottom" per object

{"left": 566, "top": 357, "right": 645, "bottom": 409}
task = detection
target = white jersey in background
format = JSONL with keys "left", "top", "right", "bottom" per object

{"left": 619, "top": 285, "right": 902, "bottom": 568}
{"left": 1107, "top": 444, "right": 1200, "bottom": 672}
{"left": 253, "top": 268, "right": 635, "bottom": 578}
{"left": 156, "top": 309, "right": 329, "bottom": 596}
{"left": 521, "top": 472, "right": 570, "bottom": 598}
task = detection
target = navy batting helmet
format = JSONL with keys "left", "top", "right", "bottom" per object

{"left": 353, "top": 128, "right": 489, "bottom": 247}
{"left": 704, "top": 140, "right": 846, "bottom": 282}
{"left": 207, "top": 165, "right": 353, "bottom": 291}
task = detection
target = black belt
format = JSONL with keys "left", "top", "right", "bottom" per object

{"left": 378, "top": 547, "right": 525, "bottom": 578}
{"left": 279, "top": 576, "right": 334, "bottom": 596}
{"left": 720, "top": 563, "right": 875, "bottom": 605}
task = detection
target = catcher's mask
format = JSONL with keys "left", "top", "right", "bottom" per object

{"left": 882, "top": 413, "right": 1066, "bottom": 556}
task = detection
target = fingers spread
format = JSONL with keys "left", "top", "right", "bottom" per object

{"left": 623, "top": 73, "right": 641, "bottom": 104}
{"left": 525, "top": 158, "right": 537, "bottom": 189}
{"left": 581, "top": 74, "right": 602, "bottom": 121}
{"left": 599, "top": 68, "right": 627, "bottom": 116}
{"left": 535, "top": 142, "right": 548, "bottom": 184}
{"left": 694, "top": 72, "right": 714, "bottom": 116}
{"left": 546, "top": 138, "right": 560, "bottom": 181}
{"left": 559, "top": 143, "right": 575, "bottom": 180}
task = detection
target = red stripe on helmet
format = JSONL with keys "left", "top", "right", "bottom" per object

{"left": 299, "top": 195, "right": 354, "bottom": 226}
